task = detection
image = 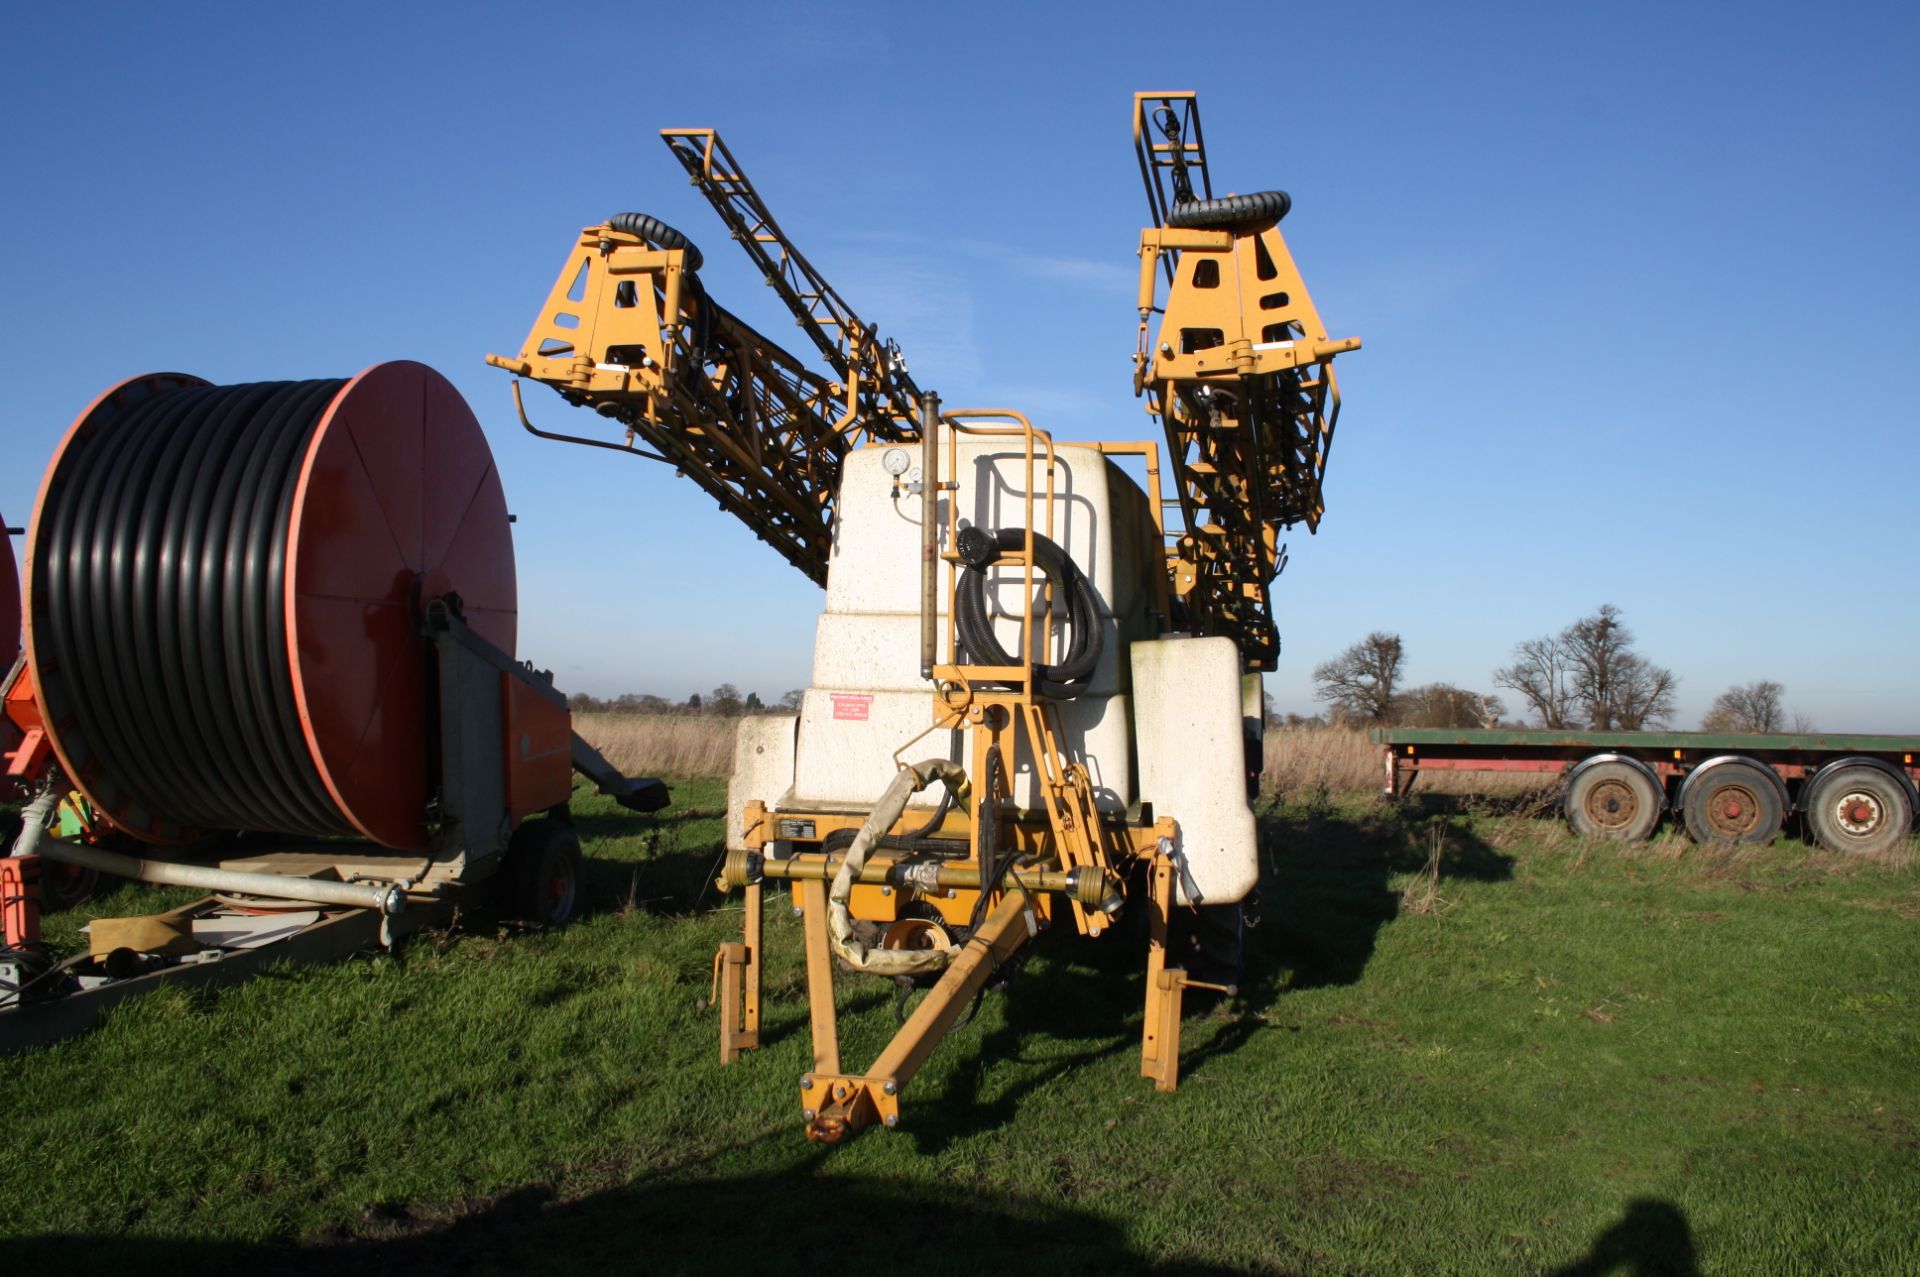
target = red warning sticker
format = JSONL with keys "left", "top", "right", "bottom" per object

{"left": 831, "top": 693, "right": 873, "bottom": 721}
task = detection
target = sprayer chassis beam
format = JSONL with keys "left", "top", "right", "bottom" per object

{"left": 800, "top": 885, "right": 1037, "bottom": 1139}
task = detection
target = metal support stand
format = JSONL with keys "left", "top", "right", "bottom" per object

{"left": 711, "top": 883, "right": 762, "bottom": 1063}
{"left": 1140, "top": 849, "right": 1234, "bottom": 1092}
{"left": 1141, "top": 853, "right": 1185, "bottom": 1091}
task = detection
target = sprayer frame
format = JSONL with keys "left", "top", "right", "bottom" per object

{"left": 711, "top": 411, "right": 1222, "bottom": 1140}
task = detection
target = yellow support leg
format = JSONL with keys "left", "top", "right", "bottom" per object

{"left": 801, "top": 887, "right": 1037, "bottom": 1141}
{"left": 711, "top": 882, "right": 763, "bottom": 1064}
{"left": 1141, "top": 854, "right": 1185, "bottom": 1092}
{"left": 799, "top": 877, "right": 841, "bottom": 1077}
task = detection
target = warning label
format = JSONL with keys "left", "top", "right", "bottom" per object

{"left": 831, "top": 693, "right": 873, "bottom": 721}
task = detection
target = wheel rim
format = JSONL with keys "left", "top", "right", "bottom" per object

{"left": 1704, "top": 782, "right": 1765, "bottom": 838}
{"left": 1833, "top": 789, "right": 1883, "bottom": 836}
{"left": 546, "top": 857, "right": 577, "bottom": 923}
{"left": 1584, "top": 778, "right": 1642, "bottom": 833}
{"left": 41, "top": 859, "right": 98, "bottom": 910}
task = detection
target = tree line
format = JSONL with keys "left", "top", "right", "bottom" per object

{"left": 1306, "top": 604, "right": 1812, "bottom": 733}
{"left": 567, "top": 684, "right": 804, "bottom": 717}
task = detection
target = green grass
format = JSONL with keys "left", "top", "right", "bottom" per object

{"left": 2, "top": 781, "right": 1916, "bottom": 1275}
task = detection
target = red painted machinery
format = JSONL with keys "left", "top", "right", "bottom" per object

{"left": 3, "top": 362, "right": 664, "bottom": 1035}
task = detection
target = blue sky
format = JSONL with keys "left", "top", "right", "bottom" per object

{"left": 3, "top": 2, "right": 1915, "bottom": 729}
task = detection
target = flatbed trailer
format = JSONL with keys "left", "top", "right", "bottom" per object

{"left": 1372, "top": 727, "right": 1920, "bottom": 855}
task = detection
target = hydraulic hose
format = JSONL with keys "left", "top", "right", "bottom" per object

{"left": 34, "top": 379, "right": 355, "bottom": 838}
{"left": 828, "top": 760, "right": 971, "bottom": 977}
{"left": 953, "top": 527, "right": 1103, "bottom": 699}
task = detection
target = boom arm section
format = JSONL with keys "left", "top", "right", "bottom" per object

{"left": 488, "top": 220, "right": 882, "bottom": 585}
{"left": 661, "top": 129, "right": 923, "bottom": 436}
{"left": 1131, "top": 92, "right": 1361, "bottom": 671}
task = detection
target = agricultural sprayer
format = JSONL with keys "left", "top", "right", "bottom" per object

{"left": 490, "top": 92, "right": 1360, "bottom": 1139}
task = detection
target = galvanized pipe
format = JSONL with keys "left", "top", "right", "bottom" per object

{"left": 919, "top": 391, "right": 940, "bottom": 681}
{"left": 32, "top": 836, "right": 409, "bottom": 914}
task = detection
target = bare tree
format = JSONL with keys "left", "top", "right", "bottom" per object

{"left": 1564, "top": 605, "right": 1630, "bottom": 729}
{"left": 1495, "top": 605, "right": 1675, "bottom": 730}
{"left": 1396, "top": 683, "right": 1506, "bottom": 729}
{"left": 780, "top": 688, "right": 806, "bottom": 711}
{"left": 1493, "top": 634, "right": 1576, "bottom": 729}
{"left": 1611, "top": 654, "right": 1678, "bottom": 730}
{"left": 1701, "top": 680, "right": 1786, "bottom": 733}
{"left": 1313, "top": 631, "right": 1404, "bottom": 723}
{"left": 709, "top": 683, "right": 744, "bottom": 716}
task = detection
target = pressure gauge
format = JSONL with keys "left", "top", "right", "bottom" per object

{"left": 882, "top": 447, "right": 912, "bottom": 477}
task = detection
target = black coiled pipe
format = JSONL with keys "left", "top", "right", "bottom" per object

{"left": 953, "top": 527, "right": 1103, "bottom": 700}
{"left": 36, "top": 379, "right": 355, "bottom": 837}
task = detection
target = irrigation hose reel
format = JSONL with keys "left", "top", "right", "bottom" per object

{"left": 24, "top": 361, "right": 520, "bottom": 850}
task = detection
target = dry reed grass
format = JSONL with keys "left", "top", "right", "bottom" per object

{"left": 576, "top": 716, "right": 1558, "bottom": 805}
{"left": 1260, "top": 725, "right": 1556, "bottom": 801}
{"left": 574, "top": 712, "right": 739, "bottom": 779}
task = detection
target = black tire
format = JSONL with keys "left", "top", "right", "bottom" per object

{"left": 1682, "top": 761, "right": 1783, "bottom": 846}
{"left": 1166, "top": 190, "right": 1291, "bottom": 231}
{"left": 39, "top": 859, "right": 100, "bottom": 913}
{"left": 605, "top": 213, "right": 703, "bottom": 271}
{"left": 495, "top": 817, "right": 585, "bottom": 928}
{"left": 1171, "top": 901, "right": 1244, "bottom": 994}
{"left": 1805, "top": 766, "right": 1915, "bottom": 856}
{"left": 1565, "top": 761, "right": 1663, "bottom": 841}
{"left": 1243, "top": 725, "right": 1264, "bottom": 802}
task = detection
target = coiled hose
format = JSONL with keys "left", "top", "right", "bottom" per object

{"left": 828, "top": 760, "right": 971, "bottom": 977}
{"left": 953, "top": 527, "right": 1103, "bottom": 700}
{"left": 34, "top": 379, "right": 355, "bottom": 837}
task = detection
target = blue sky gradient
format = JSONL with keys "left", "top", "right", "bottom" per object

{"left": 3, "top": 2, "right": 1915, "bottom": 727}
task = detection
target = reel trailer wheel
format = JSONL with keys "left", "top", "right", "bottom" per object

{"left": 495, "top": 816, "right": 586, "bottom": 928}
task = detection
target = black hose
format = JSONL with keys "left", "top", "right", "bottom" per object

{"left": 36, "top": 379, "right": 355, "bottom": 838}
{"left": 606, "top": 213, "right": 704, "bottom": 272}
{"left": 1166, "top": 190, "right": 1292, "bottom": 230}
{"left": 953, "top": 527, "right": 1103, "bottom": 699}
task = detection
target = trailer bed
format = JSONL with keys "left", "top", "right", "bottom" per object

{"left": 1370, "top": 727, "right": 1920, "bottom": 853}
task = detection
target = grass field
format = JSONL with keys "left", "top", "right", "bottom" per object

{"left": 3, "top": 777, "right": 1916, "bottom": 1275}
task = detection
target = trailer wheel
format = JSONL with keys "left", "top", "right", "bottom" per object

{"left": 1566, "top": 762, "right": 1662, "bottom": 841}
{"left": 39, "top": 859, "right": 101, "bottom": 913}
{"left": 1806, "top": 766, "right": 1914, "bottom": 856}
{"left": 496, "top": 817, "right": 585, "bottom": 928}
{"left": 1681, "top": 761, "right": 1782, "bottom": 845}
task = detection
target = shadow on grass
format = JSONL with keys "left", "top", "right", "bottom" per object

{"left": 577, "top": 843, "right": 730, "bottom": 921}
{"left": 566, "top": 799, "right": 730, "bottom": 920}
{"left": 1256, "top": 794, "right": 1515, "bottom": 993}
{"left": 6, "top": 1166, "right": 1268, "bottom": 1276}
{"left": 1549, "top": 1197, "right": 1700, "bottom": 1276}
{"left": 902, "top": 932, "right": 1142, "bottom": 1154}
